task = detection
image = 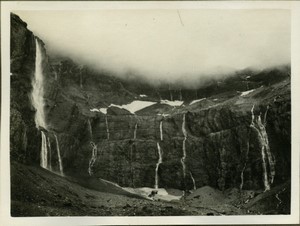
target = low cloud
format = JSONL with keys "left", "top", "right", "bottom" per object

{"left": 15, "top": 9, "right": 290, "bottom": 85}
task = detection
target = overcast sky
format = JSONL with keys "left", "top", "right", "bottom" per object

{"left": 15, "top": 10, "right": 290, "bottom": 83}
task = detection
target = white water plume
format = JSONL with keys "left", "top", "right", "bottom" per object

{"left": 31, "top": 38, "right": 47, "bottom": 130}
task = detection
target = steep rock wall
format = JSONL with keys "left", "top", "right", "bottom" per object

{"left": 10, "top": 13, "right": 39, "bottom": 163}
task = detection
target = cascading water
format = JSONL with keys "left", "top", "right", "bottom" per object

{"left": 154, "top": 142, "right": 163, "bottom": 189}
{"left": 240, "top": 165, "right": 246, "bottom": 190}
{"left": 88, "top": 142, "right": 98, "bottom": 176}
{"left": 80, "top": 70, "right": 83, "bottom": 89}
{"left": 250, "top": 104, "right": 255, "bottom": 125}
{"left": 190, "top": 171, "right": 197, "bottom": 190}
{"left": 47, "top": 136, "right": 52, "bottom": 171}
{"left": 179, "top": 88, "right": 182, "bottom": 101}
{"left": 40, "top": 131, "right": 48, "bottom": 169}
{"left": 263, "top": 105, "right": 269, "bottom": 126}
{"left": 169, "top": 85, "right": 173, "bottom": 101}
{"left": 159, "top": 120, "right": 163, "bottom": 141}
{"left": 181, "top": 114, "right": 187, "bottom": 179}
{"left": 87, "top": 119, "right": 93, "bottom": 139}
{"left": 250, "top": 105, "right": 275, "bottom": 191}
{"left": 105, "top": 115, "right": 110, "bottom": 140}
{"left": 240, "top": 141, "right": 249, "bottom": 190}
{"left": 31, "top": 38, "right": 51, "bottom": 170}
{"left": 134, "top": 123, "right": 138, "bottom": 140}
{"left": 257, "top": 114, "right": 276, "bottom": 184}
{"left": 54, "top": 134, "right": 64, "bottom": 176}
{"left": 31, "top": 38, "right": 47, "bottom": 130}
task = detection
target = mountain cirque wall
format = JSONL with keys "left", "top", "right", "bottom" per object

{"left": 10, "top": 13, "right": 291, "bottom": 192}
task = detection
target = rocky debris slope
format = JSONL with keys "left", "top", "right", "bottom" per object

{"left": 11, "top": 161, "right": 290, "bottom": 216}
{"left": 10, "top": 12, "right": 291, "bottom": 201}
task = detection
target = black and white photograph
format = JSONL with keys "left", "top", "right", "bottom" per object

{"left": 1, "top": 1, "right": 300, "bottom": 225}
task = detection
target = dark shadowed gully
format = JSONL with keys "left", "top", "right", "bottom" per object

{"left": 10, "top": 13, "right": 291, "bottom": 216}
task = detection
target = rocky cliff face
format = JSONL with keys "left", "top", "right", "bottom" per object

{"left": 10, "top": 13, "right": 38, "bottom": 164}
{"left": 10, "top": 13, "right": 291, "bottom": 192}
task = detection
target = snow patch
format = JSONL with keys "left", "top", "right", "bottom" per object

{"left": 123, "top": 187, "right": 182, "bottom": 201}
{"left": 139, "top": 94, "right": 148, "bottom": 98}
{"left": 157, "top": 113, "right": 170, "bottom": 117}
{"left": 99, "top": 108, "right": 107, "bottom": 114}
{"left": 110, "top": 100, "right": 156, "bottom": 114}
{"left": 90, "top": 108, "right": 100, "bottom": 112}
{"left": 190, "top": 98, "right": 206, "bottom": 105}
{"left": 90, "top": 108, "right": 107, "bottom": 114}
{"left": 160, "top": 100, "right": 184, "bottom": 107}
{"left": 246, "top": 76, "right": 251, "bottom": 79}
{"left": 241, "top": 89, "right": 255, "bottom": 97}
{"left": 90, "top": 100, "right": 156, "bottom": 115}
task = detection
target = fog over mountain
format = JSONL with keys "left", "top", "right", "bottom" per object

{"left": 15, "top": 10, "right": 290, "bottom": 84}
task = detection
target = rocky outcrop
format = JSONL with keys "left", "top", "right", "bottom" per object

{"left": 10, "top": 13, "right": 291, "bottom": 193}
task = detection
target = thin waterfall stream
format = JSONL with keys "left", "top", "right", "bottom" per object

{"left": 54, "top": 134, "right": 64, "bottom": 176}
{"left": 250, "top": 105, "right": 275, "bottom": 191}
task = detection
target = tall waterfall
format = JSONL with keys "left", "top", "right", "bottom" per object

{"left": 181, "top": 114, "right": 187, "bottom": 179}
{"left": 155, "top": 142, "right": 163, "bottom": 189}
{"left": 54, "top": 134, "right": 64, "bottom": 176}
{"left": 31, "top": 38, "right": 50, "bottom": 170}
{"left": 134, "top": 123, "right": 138, "bottom": 140}
{"left": 105, "top": 115, "right": 110, "bottom": 140}
{"left": 88, "top": 142, "right": 98, "bottom": 176}
{"left": 31, "top": 39, "right": 47, "bottom": 130}
{"left": 250, "top": 105, "right": 275, "bottom": 191}
{"left": 159, "top": 120, "right": 163, "bottom": 141}
{"left": 190, "top": 171, "right": 197, "bottom": 190}
{"left": 40, "top": 131, "right": 48, "bottom": 169}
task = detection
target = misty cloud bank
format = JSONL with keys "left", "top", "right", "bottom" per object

{"left": 15, "top": 10, "right": 290, "bottom": 84}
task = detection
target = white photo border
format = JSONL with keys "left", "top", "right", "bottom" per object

{"left": 1, "top": 1, "right": 299, "bottom": 225}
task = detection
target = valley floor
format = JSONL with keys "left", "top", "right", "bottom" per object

{"left": 11, "top": 162, "right": 290, "bottom": 216}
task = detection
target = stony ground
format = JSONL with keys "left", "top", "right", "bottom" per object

{"left": 11, "top": 162, "right": 290, "bottom": 217}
